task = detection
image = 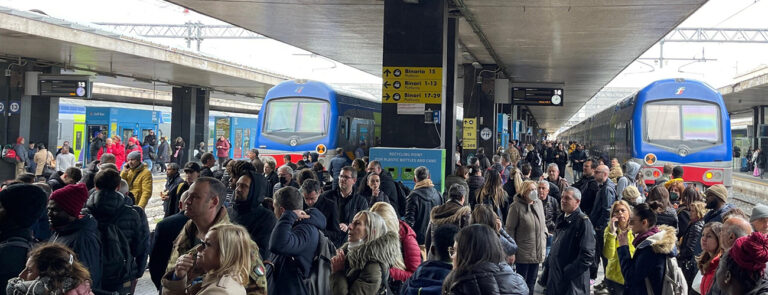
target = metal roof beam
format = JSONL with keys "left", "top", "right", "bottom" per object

{"left": 664, "top": 28, "right": 768, "bottom": 43}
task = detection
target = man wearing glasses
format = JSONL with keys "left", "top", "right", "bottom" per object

{"left": 589, "top": 164, "right": 616, "bottom": 282}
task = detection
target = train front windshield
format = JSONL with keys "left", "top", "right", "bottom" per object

{"left": 644, "top": 100, "right": 721, "bottom": 149}
{"left": 263, "top": 98, "right": 329, "bottom": 135}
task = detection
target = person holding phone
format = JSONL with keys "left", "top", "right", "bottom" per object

{"left": 600, "top": 200, "right": 634, "bottom": 295}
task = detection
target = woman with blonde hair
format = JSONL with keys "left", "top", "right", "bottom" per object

{"left": 370, "top": 202, "right": 419, "bottom": 293}
{"left": 6, "top": 243, "right": 93, "bottom": 295}
{"left": 504, "top": 180, "right": 546, "bottom": 295}
{"left": 330, "top": 210, "right": 400, "bottom": 294}
{"left": 163, "top": 223, "right": 257, "bottom": 295}
{"left": 602, "top": 200, "right": 634, "bottom": 295}
{"left": 679, "top": 201, "right": 707, "bottom": 288}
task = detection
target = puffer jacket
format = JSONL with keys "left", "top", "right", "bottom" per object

{"left": 267, "top": 208, "right": 326, "bottom": 295}
{"left": 85, "top": 189, "right": 148, "bottom": 291}
{"left": 617, "top": 225, "right": 678, "bottom": 295}
{"left": 442, "top": 262, "right": 529, "bottom": 295}
{"left": 603, "top": 227, "right": 635, "bottom": 285}
{"left": 423, "top": 200, "right": 470, "bottom": 250}
{"left": 656, "top": 207, "right": 679, "bottom": 229}
{"left": 543, "top": 208, "right": 595, "bottom": 295}
{"left": 466, "top": 175, "right": 484, "bottom": 204}
{"left": 404, "top": 181, "right": 443, "bottom": 245}
{"left": 120, "top": 163, "right": 153, "bottom": 208}
{"left": 331, "top": 231, "right": 401, "bottom": 295}
{"left": 678, "top": 219, "right": 704, "bottom": 282}
{"left": 231, "top": 171, "right": 276, "bottom": 260}
{"left": 50, "top": 214, "right": 102, "bottom": 289}
{"left": 505, "top": 197, "right": 546, "bottom": 264}
{"left": 390, "top": 221, "right": 421, "bottom": 282}
{"left": 616, "top": 162, "right": 640, "bottom": 197}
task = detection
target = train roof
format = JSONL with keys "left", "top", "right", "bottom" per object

{"left": 266, "top": 79, "right": 380, "bottom": 103}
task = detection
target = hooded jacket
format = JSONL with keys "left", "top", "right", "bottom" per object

{"left": 112, "top": 138, "right": 125, "bottom": 170}
{"left": 401, "top": 260, "right": 452, "bottom": 295}
{"left": 616, "top": 162, "right": 640, "bottom": 197}
{"left": 231, "top": 171, "right": 276, "bottom": 260}
{"left": 505, "top": 197, "right": 547, "bottom": 264}
{"left": 120, "top": 163, "right": 153, "bottom": 208}
{"left": 442, "top": 262, "right": 529, "bottom": 295}
{"left": 590, "top": 180, "right": 616, "bottom": 229}
{"left": 390, "top": 221, "right": 421, "bottom": 282}
{"left": 544, "top": 208, "right": 595, "bottom": 295}
{"left": 423, "top": 200, "right": 470, "bottom": 250}
{"left": 50, "top": 214, "right": 103, "bottom": 289}
{"left": 85, "top": 189, "right": 148, "bottom": 291}
{"left": 267, "top": 209, "right": 326, "bottom": 295}
{"left": 47, "top": 171, "right": 67, "bottom": 192}
{"left": 404, "top": 181, "right": 443, "bottom": 245}
{"left": 617, "top": 225, "right": 678, "bottom": 295}
{"left": 331, "top": 231, "right": 401, "bottom": 295}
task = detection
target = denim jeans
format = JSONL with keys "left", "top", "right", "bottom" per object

{"left": 515, "top": 263, "right": 539, "bottom": 295}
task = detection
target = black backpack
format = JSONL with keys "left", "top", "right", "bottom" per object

{"left": 304, "top": 231, "right": 336, "bottom": 295}
{"left": 98, "top": 208, "right": 134, "bottom": 287}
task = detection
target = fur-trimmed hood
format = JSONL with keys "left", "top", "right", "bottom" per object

{"left": 344, "top": 231, "right": 401, "bottom": 271}
{"left": 637, "top": 225, "right": 678, "bottom": 255}
{"left": 430, "top": 200, "right": 471, "bottom": 227}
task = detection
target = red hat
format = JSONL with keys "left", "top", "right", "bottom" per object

{"left": 729, "top": 232, "right": 768, "bottom": 273}
{"left": 49, "top": 183, "right": 89, "bottom": 217}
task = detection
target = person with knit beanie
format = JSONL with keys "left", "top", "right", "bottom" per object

{"left": 715, "top": 232, "right": 768, "bottom": 295}
{"left": 120, "top": 150, "right": 153, "bottom": 208}
{"left": 48, "top": 183, "right": 103, "bottom": 289}
{"left": 0, "top": 184, "right": 47, "bottom": 295}
{"left": 751, "top": 204, "right": 768, "bottom": 234}
{"left": 702, "top": 184, "right": 733, "bottom": 224}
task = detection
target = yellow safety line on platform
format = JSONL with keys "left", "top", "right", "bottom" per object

{"left": 733, "top": 174, "right": 768, "bottom": 186}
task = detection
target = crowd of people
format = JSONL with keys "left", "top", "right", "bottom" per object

{"left": 1, "top": 138, "right": 767, "bottom": 295}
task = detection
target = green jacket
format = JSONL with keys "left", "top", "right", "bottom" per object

{"left": 331, "top": 231, "right": 400, "bottom": 295}
{"left": 603, "top": 226, "right": 635, "bottom": 285}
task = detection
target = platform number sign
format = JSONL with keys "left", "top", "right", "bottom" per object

{"left": 9, "top": 101, "right": 20, "bottom": 114}
{"left": 0, "top": 102, "right": 4, "bottom": 113}
{"left": 480, "top": 127, "right": 493, "bottom": 141}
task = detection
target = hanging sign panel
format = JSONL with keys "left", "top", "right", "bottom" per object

{"left": 382, "top": 67, "right": 442, "bottom": 104}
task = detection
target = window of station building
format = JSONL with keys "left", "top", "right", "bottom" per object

{"left": 644, "top": 100, "right": 721, "bottom": 148}
{"left": 263, "top": 98, "right": 329, "bottom": 134}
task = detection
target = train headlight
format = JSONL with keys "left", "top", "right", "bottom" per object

{"left": 705, "top": 172, "right": 713, "bottom": 179}
{"left": 702, "top": 170, "right": 723, "bottom": 182}
{"left": 653, "top": 170, "right": 660, "bottom": 178}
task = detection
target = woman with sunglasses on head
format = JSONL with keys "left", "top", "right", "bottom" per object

{"left": 163, "top": 223, "right": 258, "bottom": 295}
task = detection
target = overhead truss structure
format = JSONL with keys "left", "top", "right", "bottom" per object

{"left": 94, "top": 22, "right": 265, "bottom": 50}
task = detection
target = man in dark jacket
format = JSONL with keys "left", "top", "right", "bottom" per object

{"left": 0, "top": 184, "right": 47, "bottom": 295}
{"left": 402, "top": 224, "right": 459, "bottom": 295}
{"left": 322, "top": 166, "right": 369, "bottom": 231}
{"left": 366, "top": 160, "right": 402, "bottom": 215}
{"left": 89, "top": 132, "right": 105, "bottom": 162}
{"left": 702, "top": 184, "right": 733, "bottom": 224}
{"left": 161, "top": 163, "right": 185, "bottom": 217}
{"left": 301, "top": 179, "right": 346, "bottom": 247}
{"left": 47, "top": 167, "right": 82, "bottom": 192}
{"left": 273, "top": 165, "right": 300, "bottom": 192}
{"left": 86, "top": 169, "right": 149, "bottom": 294}
{"left": 542, "top": 187, "right": 595, "bottom": 295}
{"left": 573, "top": 159, "right": 599, "bottom": 217}
{"left": 537, "top": 180, "right": 560, "bottom": 249}
{"left": 48, "top": 183, "right": 102, "bottom": 289}
{"left": 590, "top": 164, "right": 616, "bottom": 279}
{"left": 405, "top": 166, "right": 444, "bottom": 245}
{"left": 264, "top": 161, "right": 279, "bottom": 197}
{"left": 232, "top": 166, "right": 277, "bottom": 260}
{"left": 149, "top": 190, "right": 190, "bottom": 290}
{"left": 200, "top": 152, "right": 216, "bottom": 178}
{"left": 329, "top": 148, "right": 350, "bottom": 189}
{"left": 424, "top": 183, "right": 471, "bottom": 251}
{"left": 268, "top": 186, "right": 327, "bottom": 295}
{"left": 156, "top": 136, "right": 170, "bottom": 173}
{"left": 12, "top": 137, "right": 27, "bottom": 178}
{"left": 570, "top": 145, "right": 586, "bottom": 182}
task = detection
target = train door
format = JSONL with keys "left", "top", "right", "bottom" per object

{"left": 73, "top": 118, "right": 85, "bottom": 163}
{"left": 122, "top": 128, "right": 135, "bottom": 144}
{"left": 85, "top": 125, "right": 108, "bottom": 161}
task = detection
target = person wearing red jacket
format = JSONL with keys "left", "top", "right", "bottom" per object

{"left": 370, "top": 202, "right": 421, "bottom": 293}
{"left": 112, "top": 136, "right": 126, "bottom": 170}
{"left": 215, "top": 136, "right": 231, "bottom": 169}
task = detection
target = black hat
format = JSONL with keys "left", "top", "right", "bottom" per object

{"left": 0, "top": 184, "right": 47, "bottom": 228}
{"left": 184, "top": 162, "right": 202, "bottom": 173}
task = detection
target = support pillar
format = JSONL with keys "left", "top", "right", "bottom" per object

{"left": 442, "top": 16, "right": 458, "bottom": 175}
{"left": 171, "top": 86, "right": 209, "bottom": 166}
{"left": 380, "top": 0, "right": 445, "bottom": 149}
{"left": 462, "top": 64, "right": 496, "bottom": 159}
